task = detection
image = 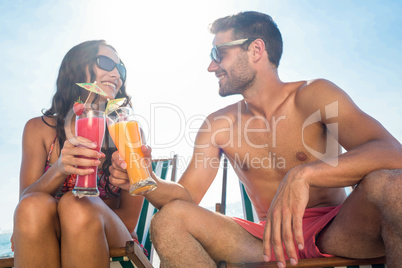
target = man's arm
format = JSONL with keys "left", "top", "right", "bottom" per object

{"left": 263, "top": 79, "right": 402, "bottom": 266}
{"left": 110, "top": 113, "right": 224, "bottom": 209}
{"left": 298, "top": 79, "right": 402, "bottom": 187}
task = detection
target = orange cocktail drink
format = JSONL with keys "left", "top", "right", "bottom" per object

{"left": 106, "top": 107, "right": 156, "bottom": 195}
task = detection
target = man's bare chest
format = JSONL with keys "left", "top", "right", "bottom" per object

{"left": 219, "top": 114, "right": 326, "bottom": 172}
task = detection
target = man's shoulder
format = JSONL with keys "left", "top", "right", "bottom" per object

{"left": 294, "top": 79, "right": 344, "bottom": 108}
{"left": 199, "top": 101, "right": 242, "bottom": 131}
{"left": 295, "top": 78, "right": 336, "bottom": 96}
{"left": 207, "top": 101, "right": 242, "bottom": 120}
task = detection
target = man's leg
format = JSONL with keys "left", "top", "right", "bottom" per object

{"left": 150, "top": 199, "right": 264, "bottom": 267}
{"left": 317, "top": 169, "right": 402, "bottom": 267}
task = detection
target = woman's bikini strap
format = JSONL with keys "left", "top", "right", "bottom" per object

{"left": 47, "top": 136, "right": 58, "bottom": 162}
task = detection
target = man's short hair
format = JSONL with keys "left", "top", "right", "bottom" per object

{"left": 210, "top": 11, "right": 283, "bottom": 68}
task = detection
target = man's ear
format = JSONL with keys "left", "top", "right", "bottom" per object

{"left": 250, "top": 39, "right": 266, "bottom": 62}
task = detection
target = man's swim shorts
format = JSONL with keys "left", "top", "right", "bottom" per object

{"left": 232, "top": 205, "right": 342, "bottom": 260}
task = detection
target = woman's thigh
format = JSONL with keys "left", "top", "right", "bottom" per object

{"left": 57, "top": 192, "right": 132, "bottom": 247}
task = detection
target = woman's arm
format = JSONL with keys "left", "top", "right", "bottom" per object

{"left": 19, "top": 117, "right": 64, "bottom": 197}
{"left": 20, "top": 117, "right": 105, "bottom": 198}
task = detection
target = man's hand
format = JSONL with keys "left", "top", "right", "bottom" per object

{"left": 263, "top": 167, "right": 310, "bottom": 267}
{"left": 140, "top": 145, "right": 154, "bottom": 176}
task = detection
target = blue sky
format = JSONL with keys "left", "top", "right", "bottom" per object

{"left": 0, "top": 0, "right": 401, "bottom": 232}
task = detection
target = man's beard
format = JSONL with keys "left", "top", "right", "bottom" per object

{"left": 219, "top": 53, "right": 256, "bottom": 97}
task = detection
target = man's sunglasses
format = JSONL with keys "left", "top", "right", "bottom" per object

{"left": 210, "top": 38, "right": 255, "bottom": 63}
{"left": 96, "top": 55, "right": 126, "bottom": 80}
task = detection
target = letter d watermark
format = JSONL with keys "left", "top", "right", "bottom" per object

{"left": 302, "top": 101, "right": 339, "bottom": 167}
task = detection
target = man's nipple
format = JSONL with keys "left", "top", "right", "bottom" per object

{"left": 296, "top": 152, "right": 307, "bottom": 161}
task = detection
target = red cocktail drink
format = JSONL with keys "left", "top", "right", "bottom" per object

{"left": 72, "top": 110, "right": 105, "bottom": 197}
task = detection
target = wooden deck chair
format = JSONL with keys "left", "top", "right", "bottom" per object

{"left": 0, "top": 155, "right": 178, "bottom": 268}
{"left": 110, "top": 155, "right": 178, "bottom": 268}
{"left": 217, "top": 157, "right": 387, "bottom": 268}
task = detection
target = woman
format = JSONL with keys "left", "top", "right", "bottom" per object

{"left": 13, "top": 40, "right": 144, "bottom": 268}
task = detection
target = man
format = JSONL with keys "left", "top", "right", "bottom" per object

{"left": 110, "top": 11, "right": 402, "bottom": 268}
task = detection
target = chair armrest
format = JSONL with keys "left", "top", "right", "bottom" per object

{"left": 0, "top": 257, "right": 14, "bottom": 268}
{"left": 220, "top": 256, "right": 386, "bottom": 268}
{"left": 110, "top": 241, "right": 153, "bottom": 268}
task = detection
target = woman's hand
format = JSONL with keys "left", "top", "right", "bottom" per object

{"left": 55, "top": 136, "right": 104, "bottom": 176}
{"left": 109, "top": 145, "right": 155, "bottom": 190}
{"left": 109, "top": 151, "right": 130, "bottom": 190}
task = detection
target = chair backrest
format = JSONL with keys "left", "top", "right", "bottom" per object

{"left": 135, "top": 155, "right": 178, "bottom": 262}
{"left": 216, "top": 156, "right": 257, "bottom": 222}
{"left": 238, "top": 182, "right": 259, "bottom": 223}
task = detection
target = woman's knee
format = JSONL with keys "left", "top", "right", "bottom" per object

{"left": 14, "top": 192, "right": 58, "bottom": 233}
{"left": 57, "top": 193, "right": 103, "bottom": 233}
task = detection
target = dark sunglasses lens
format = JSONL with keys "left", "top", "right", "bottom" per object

{"left": 97, "top": 56, "right": 126, "bottom": 80}
{"left": 117, "top": 65, "right": 126, "bottom": 80}
{"left": 210, "top": 47, "right": 220, "bottom": 63}
{"left": 97, "top": 56, "right": 115, "bottom": 71}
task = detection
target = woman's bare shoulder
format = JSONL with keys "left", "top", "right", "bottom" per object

{"left": 23, "top": 116, "right": 57, "bottom": 144}
{"left": 25, "top": 116, "right": 55, "bottom": 129}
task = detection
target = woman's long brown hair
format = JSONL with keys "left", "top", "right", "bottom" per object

{"left": 42, "top": 40, "right": 131, "bottom": 197}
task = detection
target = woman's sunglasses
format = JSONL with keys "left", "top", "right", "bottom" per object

{"left": 210, "top": 38, "right": 255, "bottom": 63}
{"left": 96, "top": 55, "right": 126, "bottom": 80}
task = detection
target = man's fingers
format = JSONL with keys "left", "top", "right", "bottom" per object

{"left": 293, "top": 211, "right": 304, "bottom": 251}
{"left": 141, "top": 145, "right": 152, "bottom": 158}
{"left": 271, "top": 221, "right": 286, "bottom": 267}
{"left": 263, "top": 219, "right": 272, "bottom": 261}
{"left": 282, "top": 214, "right": 298, "bottom": 266}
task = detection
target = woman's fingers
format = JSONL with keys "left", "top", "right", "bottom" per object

{"left": 66, "top": 166, "right": 95, "bottom": 175}
{"left": 67, "top": 136, "right": 97, "bottom": 148}
{"left": 109, "top": 150, "right": 130, "bottom": 190}
{"left": 55, "top": 136, "right": 104, "bottom": 176}
{"left": 111, "top": 150, "right": 127, "bottom": 170}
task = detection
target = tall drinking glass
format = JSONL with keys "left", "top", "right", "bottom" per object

{"left": 106, "top": 107, "right": 157, "bottom": 195}
{"left": 72, "top": 110, "right": 105, "bottom": 197}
